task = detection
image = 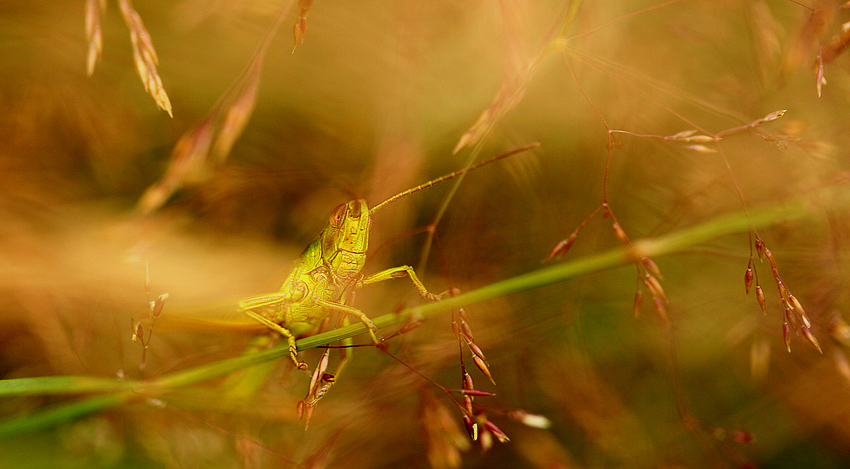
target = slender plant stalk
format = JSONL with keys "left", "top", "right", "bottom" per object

{"left": 0, "top": 187, "right": 832, "bottom": 437}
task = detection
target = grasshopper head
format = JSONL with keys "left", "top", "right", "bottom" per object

{"left": 321, "top": 199, "right": 371, "bottom": 280}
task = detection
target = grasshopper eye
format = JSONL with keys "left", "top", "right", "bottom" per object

{"left": 329, "top": 203, "right": 348, "bottom": 228}
{"left": 349, "top": 200, "right": 362, "bottom": 218}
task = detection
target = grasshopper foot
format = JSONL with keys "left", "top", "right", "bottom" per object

{"left": 289, "top": 347, "right": 309, "bottom": 370}
{"left": 366, "top": 325, "right": 380, "bottom": 345}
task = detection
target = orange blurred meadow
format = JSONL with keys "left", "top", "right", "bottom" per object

{"left": 2, "top": 1, "right": 850, "bottom": 467}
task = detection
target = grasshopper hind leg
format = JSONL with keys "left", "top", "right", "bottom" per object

{"left": 315, "top": 299, "right": 380, "bottom": 345}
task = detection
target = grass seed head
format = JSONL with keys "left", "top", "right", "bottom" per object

{"left": 744, "top": 267, "right": 754, "bottom": 294}
{"left": 641, "top": 257, "right": 662, "bottom": 277}
{"left": 131, "top": 320, "right": 143, "bottom": 342}
{"left": 462, "top": 370, "right": 474, "bottom": 392}
{"left": 755, "top": 239, "right": 765, "bottom": 260}
{"left": 463, "top": 415, "right": 478, "bottom": 441}
{"left": 672, "top": 129, "right": 698, "bottom": 139}
{"left": 472, "top": 355, "right": 495, "bottom": 385}
{"left": 764, "top": 248, "right": 776, "bottom": 268}
{"left": 308, "top": 351, "right": 330, "bottom": 394}
{"left": 292, "top": 0, "right": 313, "bottom": 52}
{"left": 85, "top": 0, "right": 103, "bottom": 76}
{"left": 777, "top": 282, "right": 790, "bottom": 303}
{"left": 762, "top": 110, "right": 787, "bottom": 122}
{"left": 459, "top": 320, "right": 475, "bottom": 342}
{"left": 467, "top": 341, "right": 486, "bottom": 361}
{"left": 544, "top": 231, "right": 578, "bottom": 261}
{"left": 507, "top": 410, "right": 552, "bottom": 429}
{"left": 756, "top": 285, "right": 766, "bottom": 314}
{"left": 789, "top": 295, "right": 810, "bottom": 325}
{"left": 785, "top": 307, "right": 798, "bottom": 331}
{"left": 483, "top": 420, "right": 510, "bottom": 443}
{"left": 612, "top": 223, "right": 628, "bottom": 244}
{"left": 801, "top": 327, "right": 823, "bottom": 354}
{"left": 644, "top": 274, "right": 667, "bottom": 303}
{"left": 119, "top": 0, "right": 172, "bottom": 116}
{"left": 151, "top": 293, "right": 168, "bottom": 318}
{"left": 682, "top": 135, "right": 715, "bottom": 143}
{"left": 458, "top": 389, "right": 495, "bottom": 397}
{"left": 684, "top": 144, "right": 717, "bottom": 153}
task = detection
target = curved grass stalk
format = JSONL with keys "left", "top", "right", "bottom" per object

{"left": 0, "top": 187, "right": 831, "bottom": 437}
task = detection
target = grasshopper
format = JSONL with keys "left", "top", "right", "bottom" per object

{"left": 238, "top": 197, "right": 441, "bottom": 371}
{"left": 237, "top": 144, "right": 537, "bottom": 416}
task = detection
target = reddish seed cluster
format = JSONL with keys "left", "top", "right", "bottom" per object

{"left": 543, "top": 229, "right": 578, "bottom": 261}
{"left": 298, "top": 349, "right": 333, "bottom": 427}
{"left": 544, "top": 205, "right": 670, "bottom": 326}
{"left": 746, "top": 235, "right": 821, "bottom": 354}
{"left": 637, "top": 256, "right": 669, "bottom": 327}
{"left": 453, "top": 307, "right": 495, "bottom": 386}
{"left": 615, "top": 218, "right": 669, "bottom": 327}
{"left": 414, "top": 295, "right": 552, "bottom": 455}
{"left": 450, "top": 306, "right": 508, "bottom": 451}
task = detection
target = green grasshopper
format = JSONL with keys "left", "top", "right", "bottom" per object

{"left": 237, "top": 144, "right": 537, "bottom": 416}
{"left": 238, "top": 197, "right": 441, "bottom": 370}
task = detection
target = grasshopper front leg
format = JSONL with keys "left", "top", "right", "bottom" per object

{"left": 242, "top": 309, "right": 308, "bottom": 371}
{"left": 359, "top": 265, "right": 448, "bottom": 301}
{"left": 239, "top": 294, "right": 309, "bottom": 371}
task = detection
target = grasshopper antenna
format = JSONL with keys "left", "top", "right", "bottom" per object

{"left": 369, "top": 142, "right": 540, "bottom": 214}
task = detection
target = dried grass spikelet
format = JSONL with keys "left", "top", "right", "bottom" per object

{"left": 821, "top": 20, "right": 850, "bottom": 64}
{"left": 783, "top": 2, "right": 833, "bottom": 75}
{"left": 118, "top": 0, "right": 173, "bottom": 117}
{"left": 632, "top": 254, "right": 669, "bottom": 327}
{"left": 137, "top": 117, "right": 215, "bottom": 214}
{"left": 683, "top": 144, "right": 717, "bottom": 154}
{"left": 85, "top": 0, "right": 105, "bottom": 76}
{"left": 454, "top": 308, "right": 495, "bottom": 385}
{"left": 543, "top": 230, "right": 578, "bottom": 261}
{"left": 292, "top": 0, "right": 313, "bottom": 52}
{"left": 297, "top": 349, "right": 332, "bottom": 427}
{"left": 749, "top": 234, "right": 821, "bottom": 354}
{"left": 210, "top": 61, "right": 262, "bottom": 164}
{"left": 137, "top": 9, "right": 285, "bottom": 213}
{"left": 150, "top": 293, "right": 168, "bottom": 319}
{"left": 755, "top": 285, "right": 766, "bottom": 314}
{"left": 453, "top": 75, "right": 528, "bottom": 154}
{"left": 801, "top": 326, "right": 823, "bottom": 354}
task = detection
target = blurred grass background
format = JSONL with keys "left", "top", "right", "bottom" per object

{"left": 2, "top": 0, "right": 850, "bottom": 467}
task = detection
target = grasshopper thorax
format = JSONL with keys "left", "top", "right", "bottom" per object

{"left": 320, "top": 199, "right": 372, "bottom": 281}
